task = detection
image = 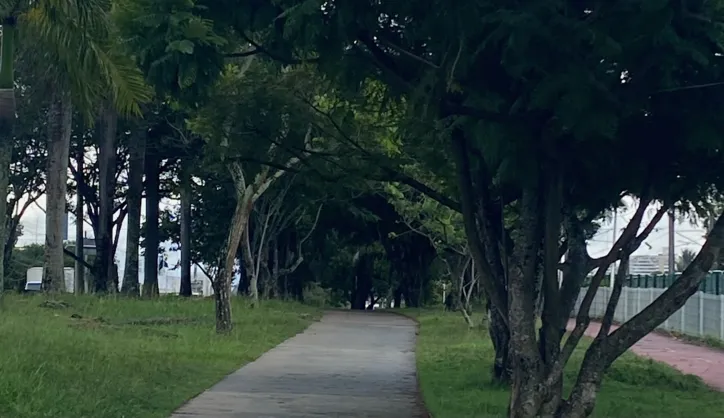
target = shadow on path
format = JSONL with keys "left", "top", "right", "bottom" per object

{"left": 172, "top": 311, "right": 427, "bottom": 417}
{"left": 569, "top": 320, "right": 724, "bottom": 391}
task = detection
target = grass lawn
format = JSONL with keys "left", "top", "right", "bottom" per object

{"left": 403, "top": 309, "right": 724, "bottom": 418}
{"left": 0, "top": 294, "right": 320, "bottom": 418}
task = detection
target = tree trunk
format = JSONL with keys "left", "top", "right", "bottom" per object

{"left": 121, "top": 132, "right": 145, "bottom": 296}
{"left": 212, "top": 274, "right": 232, "bottom": 333}
{"left": 0, "top": 140, "right": 10, "bottom": 292}
{"left": 217, "top": 186, "right": 254, "bottom": 332}
{"left": 96, "top": 105, "right": 117, "bottom": 293}
{"left": 142, "top": 151, "right": 160, "bottom": 297}
{"left": 0, "top": 19, "right": 14, "bottom": 293}
{"left": 42, "top": 90, "right": 72, "bottom": 292}
{"left": 74, "top": 140, "right": 85, "bottom": 294}
{"left": 179, "top": 158, "right": 192, "bottom": 297}
{"left": 488, "top": 299, "right": 512, "bottom": 382}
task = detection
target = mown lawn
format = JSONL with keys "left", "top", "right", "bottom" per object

{"left": 0, "top": 294, "right": 320, "bottom": 418}
{"left": 403, "top": 310, "right": 724, "bottom": 418}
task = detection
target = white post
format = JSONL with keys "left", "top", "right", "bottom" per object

{"left": 623, "top": 287, "right": 629, "bottom": 321}
{"left": 681, "top": 304, "right": 686, "bottom": 334}
{"left": 698, "top": 292, "right": 704, "bottom": 336}
{"left": 720, "top": 295, "right": 724, "bottom": 340}
{"left": 611, "top": 209, "right": 617, "bottom": 287}
{"left": 636, "top": 288, "right": 641, "bottom": 315}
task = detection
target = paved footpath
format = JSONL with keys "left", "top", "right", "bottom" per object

{"left": 573, "top": 320, "right": 724, "bottom": 391}
{"left": 172, "top": 311, "right": 427, "bottom": 418}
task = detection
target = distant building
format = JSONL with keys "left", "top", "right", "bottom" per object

{"left": 628, "top": 253, "right": 668, "bottom": 275}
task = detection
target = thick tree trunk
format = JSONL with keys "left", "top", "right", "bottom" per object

{"left": 179, "top": 158, "right": 192, "bottom": 297}
{"left": 42, "top": 90, "right": 72, "bottom": 292}
{"left": 142, "top": 151, "right": 160, "bottom": 297}
{"left": 121, "top": 132, "right": 145, "bottom": 296}
{"left": 507, "top": 186, "right": 544, "bottom": 418}
{"left": 74, "top": 141, "right": 85, "bottom": 294}
{"left": 212, "top": 273, "right": 232, "bottom": 333}
{"left": 96, "top": 105, "right": 117, "bottom": 293}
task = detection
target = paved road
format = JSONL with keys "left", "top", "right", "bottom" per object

{"left": 572, "top": 320, "right": 724, "bottom": 391}
{"left": 171, "top": 311, "right": 427, "bottom": 417}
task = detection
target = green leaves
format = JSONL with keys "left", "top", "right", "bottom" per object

{"left": 16, "top": 0, "right": 151, "bottom": 118}
{"left": 114, "top": 0, "right": 226, "bottom": 99}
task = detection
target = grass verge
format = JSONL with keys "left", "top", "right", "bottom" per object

{"left": 0, "top": 294, "right": 321, "bottom": 418}
{"left": 403, "top": 309, "right": 724, "bottom": 418}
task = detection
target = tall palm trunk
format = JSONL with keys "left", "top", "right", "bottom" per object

{"left": 96, "top": 104, "right": 117, "bottom": 293}
{"left": 142, "top": 150, "right": 160, "bottom": 297}
{"left": 42, "top": 90, "right": 72, "bottom": 291}
{"left": 179, "top": 158, "right": 192, "bottom": 297}
{"left": 0, "top": 19, "right": 16, "bottom": 293}
{"left": 121, "top": 131, "right": 145, "bottom": 296}
{"left": 74, "top": 141, "right": 85, "bottom": 294}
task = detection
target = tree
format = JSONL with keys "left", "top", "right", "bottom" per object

{"left": 676, "top": 249, "right": 697, "bottom": 273}
{"left": 0, "top": 0, "right": 150, "bottom": 291}
{"left": 119, "top": 2, "right": 724, "bottom": 416}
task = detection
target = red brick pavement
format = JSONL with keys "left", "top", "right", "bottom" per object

{"left": 568, "top": 320, "right": 724, "bottom": 391}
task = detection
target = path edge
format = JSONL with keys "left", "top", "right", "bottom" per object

{"left": 169, "top": 313, "right": 323, "bottom": 416}
{"left": 384, "top": 309, "right": 433, "bottom": 418}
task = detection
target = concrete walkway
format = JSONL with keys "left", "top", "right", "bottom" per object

{"left": 171, "top": 311, "right": 427, "bottom": 418}
{"left": 574, "top": 321, "right": 724, "bottom": 391}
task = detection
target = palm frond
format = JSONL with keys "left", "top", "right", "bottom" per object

{"left": 19, "top": 0, "right": 151, "bottom": 118}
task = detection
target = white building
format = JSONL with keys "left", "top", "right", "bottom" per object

{"left": 628, "top": 253, "right": 668, "bottom": 275}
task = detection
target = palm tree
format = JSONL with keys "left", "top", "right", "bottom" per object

{"left": 676, "top": 249, "right": 697, "bottom": 273}
{"left": 0, "top": 1, "right": 149, "bottom": 291}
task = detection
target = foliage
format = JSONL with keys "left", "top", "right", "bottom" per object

{"left": 406, "top": 309, "right": 724, "bottom": 418}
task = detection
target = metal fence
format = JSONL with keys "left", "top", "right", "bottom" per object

{"left": 621, "top": 271, "right": 724, "bottom": 295}
{"left": 573, "top": 286, "right": 724, "bottom": 340}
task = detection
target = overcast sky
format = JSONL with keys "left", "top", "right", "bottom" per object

{"left": 16, "top": 194, "right": 709, "bottom": 280}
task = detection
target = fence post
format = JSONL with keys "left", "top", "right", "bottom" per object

{"left": 636, "top": 287, "right": 641, "bottom": 314}
{"left": 623, "top": 287, "right": 629, "bottom": 321}
{"left": 681, "top": 301, "right": 686, "bottom": 334}
{"left": 698, "top": 292, "right": 704, "bottom": 336}
{"left": 720, "top": 295, "right": 724, "bottom": 340}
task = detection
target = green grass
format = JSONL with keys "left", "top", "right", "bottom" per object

{"left": 0, "top": 294, "right": 321, "bottom": 418}
{"left": 402, "top": 309, "right": 724, "bottom": 418}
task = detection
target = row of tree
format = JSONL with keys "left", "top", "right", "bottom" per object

{"left": 5, "top": 1, "right": 724, "bottom": 418}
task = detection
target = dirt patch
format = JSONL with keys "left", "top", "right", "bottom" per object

{"left": 118, "top": 317, "right": 200, "bottom": 326}
{"left": 39, "top": 300, "right": 72, "bottom": 309}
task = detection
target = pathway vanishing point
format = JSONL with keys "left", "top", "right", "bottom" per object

{"left": 171, "top": 311, "right": 428, "bottom": 418}
{"left": 571, "top": 320, "right": 724, "bottom": 391}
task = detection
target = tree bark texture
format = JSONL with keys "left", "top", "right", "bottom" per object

{"left": 217, "top": 185, "right": 254, "bottom": 332}
{"left": 74, "top": 141, "right": 85, "bottom": 294}
{"left": 42, "top": 90, "right": 72, "bottom": 292}
{"left": 121, "top": 131, "right": 145, "bottom": 296}
{"left": 142, "top": 151, "right": 160, "bottom": 297}
{"left": 96, "top": 105, "right": 117, "bottom": 293}
{"left": 179, "top": 158, "right": 192, "bottom": 297}
{"left": 0, "top": 139, "right": 11, "bottom": 292}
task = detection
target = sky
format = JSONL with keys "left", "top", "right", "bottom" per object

{"left": 15, "top": 194, "right": 709, "bottom": 279}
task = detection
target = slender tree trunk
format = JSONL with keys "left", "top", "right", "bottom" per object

{"left": 142, "top": 151, "right": 160, "bottom": 297}
{"left": 0, "top": 140, "right": 10, "bottom": 293}
{"left": 179, "top": 159, "right": 192, "bottom": 297}
{"left": 74, "top": 141, "right": 85, "bottom": 294}
{"left": 96, "top": 105, "right": 117, "bottom": 293}
{"left": 0, "top": 19, "right": 13, "bottom": 293}
{"left": 217, "top": 187, "right": 254, "bottom": 332}
{"left": 121, "top": 132, "right": 145, "bottom": 296}
{"left": 42, "top": 90, "right": 72, "bottom": 292}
